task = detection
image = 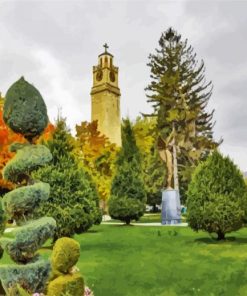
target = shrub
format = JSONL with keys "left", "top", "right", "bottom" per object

{"left": 187, "top": 150, "right": 247, "bottom": 240}
{"left": 47, "top": 237, "right": 84, "bottom": 296}
{"left": 0, "top": 77, "right": 56, "bottom": 295}
{"left": 2, "top": 182, "right": 50, "bottom": 224}
{"left": 32, "top": 118, "right": 101, "bottom": 240}
{"left": 51, "top": 237, "right": 80, "bottom": 276}
{"left": 0, "top": 260, "right": 51, "bottom": 293}
{"left": 109, "top": 119, "right": 146, "bottom": 224}
{"left": 3, "top": 77, "right": 48, "bottom": 142}
{"left": 47, "top": 273, "right": 84, "bottom": 296}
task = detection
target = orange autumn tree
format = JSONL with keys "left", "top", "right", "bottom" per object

{"left": 75, "top": 121, "right": 118, "bottom": 211}
{"left": 0, "top": 94, "right": 55, "bottom": 194}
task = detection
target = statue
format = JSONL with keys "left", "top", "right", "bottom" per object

{"left": 157, "top": 136, "right": 173, "bottom": 189}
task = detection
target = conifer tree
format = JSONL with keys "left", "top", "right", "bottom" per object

{"left": 146, "top": 27, "right": 219, "bottom": 201}
{"left": 108, "top": 119, "right": 146, "bottom": 225}
{"left": 187, "top": 151, "right": 247, "bottom": 240}
{"left": 32, "top": 117, "right": 101, "bottom": 240}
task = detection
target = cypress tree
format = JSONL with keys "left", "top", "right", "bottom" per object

{"left": 108, "top": 119, "right": 146, "bottom": 225}
{"left": 146, "top": 27, "right": 219, "bottom": 201}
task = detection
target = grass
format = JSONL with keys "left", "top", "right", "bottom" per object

{"left": 2, "top": 225, "right": 247, "bottom": 295}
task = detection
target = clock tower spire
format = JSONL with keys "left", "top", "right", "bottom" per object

{"left": 90, "top": 44, "right": 121, "bottom": 146}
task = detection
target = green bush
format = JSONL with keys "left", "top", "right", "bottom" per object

{"left": 3, "top": 77, "right": 48, "bottom": 142}
{"left": 0, "top": 217, "right": 56, "bottom": 263}
{"left": 109, "top": 119, "right": 146, "bottom": 224}
{"left": 2, "top": 182, "right": 50, "bottom": 224}
{"left": 3, "top": 144, "right": 52, "bottom": 183}
{"left": 187, "top": 150, "right": 247, "bottom": 240}
{"left": 51, "top": 237, "right": 80, "bottom": 276}
{"left": 0, "top": 260, "right": 50, "bottom": 294}
{"left": 48, "top": 237, "right": 84, "bottom": 296}
{"left": 0, "top": 78, "right": 56, "bottom": 295}
{"left": 32, "top": 118, "right": 101, "bottom": 240}
{"left": 47, "top": 273, "right": 84, "bottom": 296}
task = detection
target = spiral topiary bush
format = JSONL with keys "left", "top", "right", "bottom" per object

{"left": 0, "top": 77, "right": 56, "bottom": 295}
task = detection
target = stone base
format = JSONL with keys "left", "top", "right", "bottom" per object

{"left": 161, "top": 189, "right": 181, "bottom": 225}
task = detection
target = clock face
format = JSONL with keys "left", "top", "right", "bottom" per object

{"left": 96, "top": 70, "right": 103, "bottom": 81}
{"left": 109, "top": 71, "right": 115, "bottom": 82}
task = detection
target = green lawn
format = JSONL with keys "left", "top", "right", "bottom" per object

{"left": 2, "top": 225, "right": 247, "bottom": 295}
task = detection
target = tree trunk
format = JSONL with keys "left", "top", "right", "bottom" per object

{"left": 172, "top": 124, "right": 179, "bottom": 191}
{"left": 125, "top": 218, "right": 131, "bottom": 225}
{"left": 217, "top": 231, "right": 225, "bottom": 240}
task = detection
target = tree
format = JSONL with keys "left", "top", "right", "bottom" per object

{"left": 145, "top": 27, "right": 219, "bottom": 202}
{"left": 0, "top": 77, "right": 56, "bottom": 294}
{"left": 75, "top": 121, "right": 118, "bottom": 212}
{"left": 186, "top": 150, "right": 247, "bottom": 240}
{"left": 133, "top": 116, "right": 165, "bottom": 211}
{"left": 32, "top": 117, "right": 102, "bottom": 240}
{"left": 108, "top": 119, "right": 146, "bottom": 225}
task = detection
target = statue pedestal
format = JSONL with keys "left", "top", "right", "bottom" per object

{"left": 161, "top": 189, "right": 181, "bottom": 225}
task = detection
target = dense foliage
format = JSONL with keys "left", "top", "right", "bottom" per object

{"left": 109, "top": 119, "right": 146, "bottom": 224}
{"left": 32, "top": 118, "right": 102, "bottom": 240}
{"left": 75, "top": 121, "right": 118, "bottom": 212}
{"left": 133, "top": 117, "right": 165, "bottom": 210}
{"left": 48, "top": 237, "right": 84, "bottom": 296}
{"left": 187, "top": 150, "right": 247, "bottom": 240}
{"left": 0, "top": 78, "right": 56, "bottom": 295}
{"left": 146, "top": 27, "right": 219, "bottom": 201}
{"left": 3, "top": 77, "right": 48, "bottom": 142}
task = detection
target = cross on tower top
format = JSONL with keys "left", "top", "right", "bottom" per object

{"left": 103, "top": 43, "right": 109, "bottom": 53}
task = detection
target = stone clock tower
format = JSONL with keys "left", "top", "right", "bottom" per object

{"left": 90, "top": 44, "right": 121, "bottom": 146}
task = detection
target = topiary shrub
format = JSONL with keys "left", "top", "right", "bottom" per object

{"left": 187, "top": 150, "right": 247, "bottom": 240}
{"left": 3, "top": 77, "right": 48, "bottom": 142}
{"left": 0, "top": 77, "right": 56, "bottom": 295}
{"left": 47, "top": 237, "right": 84, "bottom": 296}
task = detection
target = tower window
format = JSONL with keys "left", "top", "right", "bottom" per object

{"left": 105, "top": 57, "right": 108, "bottom": 66}
{"left": 100, "top": 58, "right": 102, "bottom": 66}
{"left": 110, "top": 58, "right": 112, "bottom": 68}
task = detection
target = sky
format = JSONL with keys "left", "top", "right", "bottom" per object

{"left": 0, "top": 0, "right": 247, "bottom": 171}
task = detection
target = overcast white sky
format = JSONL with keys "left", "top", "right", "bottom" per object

{"left": 0, "top": 0, "right": 247, "bottom": 171}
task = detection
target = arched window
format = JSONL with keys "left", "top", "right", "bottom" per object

{"left": 105, "top": 57, "right": 108, "bottom": 66}
{"left": 100, "top": 58, "right": 102, "bottom": 67}
{"left": 110, "top": 58, "right": 113, "bottom": 68}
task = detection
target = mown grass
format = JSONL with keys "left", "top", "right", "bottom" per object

{"left": 2, "top": 225, "right": 247, "bottom": 295}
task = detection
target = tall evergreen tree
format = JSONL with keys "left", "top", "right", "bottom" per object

{"left": 108, "top": 119, "right": 146, "bottom": 225}
{"left": 145, "top": 27, "right": 219, "bottom": 202}
{"left": 32, "top": 117, "right": 101, "bottom": 240}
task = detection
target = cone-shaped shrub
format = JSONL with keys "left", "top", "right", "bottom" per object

{"left": 187, "top": 150, "right": 247, "bottom": 240}
{"left": 32, "top": 118, "right": 101, "bottom": 240}
{"left": 0, "top": 77, "right": 56, "bottom": 295}
{"left": 108, "top": 119, "right": 146, "bottom": 224}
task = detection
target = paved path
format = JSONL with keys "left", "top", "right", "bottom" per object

{"left": 102, "top": 222, "right": 188, "bottom": 227}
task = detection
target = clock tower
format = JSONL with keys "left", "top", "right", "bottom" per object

{"left": 90, "top": 44, "right": 121, "bottom": 146}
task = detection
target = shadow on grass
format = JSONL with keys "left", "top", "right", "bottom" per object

{"left": 194, "top": 236, "right": 247, "bottom": 244}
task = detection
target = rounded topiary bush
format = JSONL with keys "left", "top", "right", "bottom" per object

{"left": 51, "top": 237, "right": 80, "bottom": 276}
{"left": 3, "top": 77, "right": 48, "bottom": 142}
{"left": 187, "top": 150, "right": 247, "bottom": 240}
{"left": 48, "top": 237, "right": 84, "bottom": 296}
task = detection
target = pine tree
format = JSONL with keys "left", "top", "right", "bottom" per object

{"left": 108, "top": 119, "right": 146, "bottom": 225}
{"left": 32, "top": 117, "right": 101, "bottom": 240}
{"left": 187, "top": 151, "right": 247, "bottom": 240}
{"left": 146, "top": 27, "right": 219, "bottom": 201}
